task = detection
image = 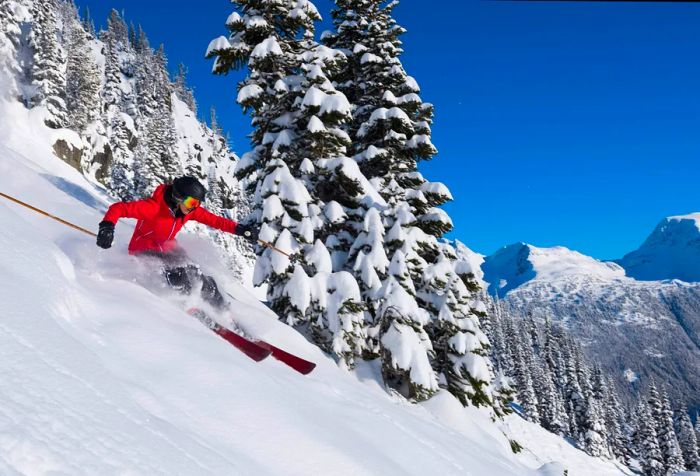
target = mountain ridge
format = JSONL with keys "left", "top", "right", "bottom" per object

{"left": 477, "top": 214, "right": 700, "bottom": 412}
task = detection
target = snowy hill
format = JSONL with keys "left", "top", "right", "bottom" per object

{"left": 0, "top": 98, "right": 632, "bottom": 475}
{"left": 482, "top": 241, "right": 700, "bottom": 413}
{"left": 617, "top": 213, "right": 700, "bottom": 282}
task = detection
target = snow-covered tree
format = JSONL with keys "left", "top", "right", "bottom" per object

{"left": 537, "top": 362, "right": 567, "bottom": 436}
{"left": 579, "top": 393, "right": 609, "bottom": 458}
{"left": 63, "top": 6, "right": 101, "bottom": 132}
{"left": 649, "top": 384, "right": 685, "bottom": 474}
{"left": 207, "top": 0, "right": 376, "bottom": 368}
{"left": 0, "top": 0, "right": 27, "bottom": 99}
{"left": 637, "top": 400, "right": 666, "bottom": 476}
{"left": 100, "top": 9, "right": 137, "bottom": 199}
{"left": 28, "top": 0, "right": 67, "bottom": 128}
{"left": 676, "top": 406, "right": 700, "bottom": 471}
{"left": 513, "top": 329, "right": 540, "bottom": 423}
{"left": 81, "top": 4, "right": 96, "bottom": 37}
{"left": 322, "top": 0, "right": 499, "bottom": 407}
{"left": 562, "top": 340, "right": 585, "bottom": 438}
{"left": 376, "top": 276, "right": 438, "bottom": 400}
{"left": 423, "top": 249, "right": 493, "bottom": 407}
{"left": 174, "top": 62, "right": 197, "bottom": 113}
{"left": 603, "top": 377, "right": 631, "bottom": 464}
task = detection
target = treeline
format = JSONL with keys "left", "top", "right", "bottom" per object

{"left": 486, "top": 301, "right": 700, "bottom": 473}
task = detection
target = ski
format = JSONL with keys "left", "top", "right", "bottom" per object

{"left": 187, "top": 307, "right": 317, "bottom": 374}
{"left": 223, "top": 310, "right": 317, "bottom": 375}
{"left": 187, "top": 308, "right": 271, "bottom": 362}
{"left": 253, "top": 340, "right": 317, "bottom": 375}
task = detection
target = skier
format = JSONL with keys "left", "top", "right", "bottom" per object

{"left": 95, "top": 176, "right": 259, "bottom": 310}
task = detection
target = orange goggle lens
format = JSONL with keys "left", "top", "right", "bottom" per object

{"left": 182, "top": 196, "right": 201, "bottom": 209}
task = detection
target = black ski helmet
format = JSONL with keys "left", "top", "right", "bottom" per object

{"left": 172, "top": 176, "right": 207, "bottom": 202}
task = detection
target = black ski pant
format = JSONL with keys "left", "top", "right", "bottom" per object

{"left": 139, "top": 250, "right": 228, "bottom": 310}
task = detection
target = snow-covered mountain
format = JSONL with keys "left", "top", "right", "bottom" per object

{"left": 482, "top": 238, "right": 700, "bottom": 414}
{"left": 0, "top": 96, "right": 631, "bottom": 476}
{"left": 617, "top": 213, "right": 700, "bottom": 282}
{"left": 482, "top": 242, "right": 626, "bottom": 298}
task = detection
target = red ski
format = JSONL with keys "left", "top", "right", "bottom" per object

{"left": 253, "top": 340, "right": 317, "bottom": 375}
{"left": 187, "top": 308, "right": 271, "bottom": 362}
{"left": 187, "top": 308, "right": 316, "bottom": 374}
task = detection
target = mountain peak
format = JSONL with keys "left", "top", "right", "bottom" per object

{"left": 482, "top": 242, "right": 625, "bottom": 297}
{"left": 617, "top": 212, "right": 700, "bottom": 282}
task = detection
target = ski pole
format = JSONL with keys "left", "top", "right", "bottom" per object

{"left": 258, "top": 238, "right": 292, "bottom": 258}
{"left": 0, "top": 191, "right": 97, "bottom": 237}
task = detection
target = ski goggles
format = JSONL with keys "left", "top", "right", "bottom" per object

{"left": 180, "top": 196, "right": 201, "bottom": 210}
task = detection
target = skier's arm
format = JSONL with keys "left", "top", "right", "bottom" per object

{"left": 102, "top": 198, "right": 160, "bottom": 224}
{"left": 189, "top": 207, "right": 238, "bottom": 234}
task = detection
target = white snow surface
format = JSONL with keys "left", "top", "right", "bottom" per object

{"left": 0, "top": 98, "right": 630, "bottom": 475}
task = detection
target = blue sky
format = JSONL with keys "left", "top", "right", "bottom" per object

{"left": 76, "top": 0, "right": 700, "bottom": 260}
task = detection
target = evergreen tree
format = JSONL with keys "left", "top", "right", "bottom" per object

{"left": 82, "top": 5, "right": 96, "bottom": 37}
{"left": 562, "top": 340, "right": 585, "bottom": 439}
{"left": 536, "top": 361, "right": 567, "bottom": 436}
{"left": 676, "top": 406, "right": 700, "bottom": 471}
{"left": 512, "top": 327, "right": 540, "bottom": 423}
{"left": 100, "top": 9, "right": 138, "bottom": 199}
{"left": 647, "top": 384, "right": 685, "bottom": 474}
{"left": 579, "top": 393, "right": 609, "bottom": 457}
{"left": 210, "top": 106, "right": 222, "bottom": 137}
{"left": 485, "top": 299, "right": 510, "bottom": 373}
{"left": 29, "top": 0, "right": 67, "bottom": 128}
{"left": 376, "top": 276, "right": 438, "bottom": 400}
{"left": 174, "top": 63, "right": 197, "bottom": 112}
{"left": 208, "top": 0, "right": 376, "bottom": 369}
{"left": 0, "top": 0, "right": 26, "bottom": 99}
{"left": 603, "top": 377, "right": 631, "bottom": 464}
{"left": 637, "top": 400, "right": 666, "bottom": 476}
{"left": 695, "top": 413, "right": 700, "bottom": 454}
{"left": 657, "top": 387, "right": 686, "bottom": 473}
{"left": 424, "top": 249, "right": 493, "bottom": 407}
{"left": 149, "top": 45, "right": 181, "bottom": 180}
{"left": 323, "top": 0, "right": 497, "bottom": 407}
{"left": 64, "top": 7, "right": 101, "bottom": 132}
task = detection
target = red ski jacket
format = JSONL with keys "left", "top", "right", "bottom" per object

{"left": 102, "top": 184, "right": 238, "bottom": 255}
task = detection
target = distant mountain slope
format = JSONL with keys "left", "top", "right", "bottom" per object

{"left": 617, "top": 213, "right": 700, "bottom": 282}
{"left": 482, "top": 238, "right": 700, "bottom": 413}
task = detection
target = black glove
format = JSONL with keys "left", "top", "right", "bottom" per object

{"left": 96, "top": 221, "right": 115, "bottom": 249}
{"left": 235, "top": 223, "right": 259, "bottom": 243}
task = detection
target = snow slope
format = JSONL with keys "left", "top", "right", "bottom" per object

{"left": 617, "top": 213, "right": 700, "bottom": 282}
{"left": 0, "top": 99, "right": 630, "bottom": 475}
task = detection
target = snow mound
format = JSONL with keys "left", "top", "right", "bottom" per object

{"left": 617, "top": 213, "right": 700, "bottom": 282}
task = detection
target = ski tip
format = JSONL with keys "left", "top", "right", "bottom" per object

{"left": 256, "top": 341, "right": 317, "bottom": 375}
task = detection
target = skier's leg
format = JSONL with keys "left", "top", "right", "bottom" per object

{"left": 200, "top": 274, "right": 228, "bottom": 310}
{"left": 163, "top": 261, "right": 227, "bottom": 310}
{"left": 163, "top": 266, "right": 193, "bottom": 295}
